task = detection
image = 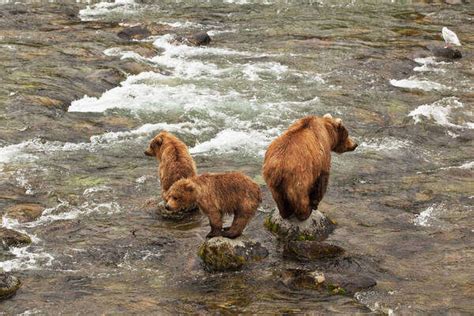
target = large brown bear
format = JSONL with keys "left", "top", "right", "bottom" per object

{"left": 144, "top": 131, "right": 197, "bottom": 199}
{"left": 164, "top": 172, "right": 262, "bottom": 239}
{"left": 262, "top": 114, "right": 358, "bottom": 221}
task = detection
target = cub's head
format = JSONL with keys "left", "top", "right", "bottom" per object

{"left": 164, "top": 179, "right": 197, "bottom": 211}
{"left": 323, "top": 113, "right": 358, "bottom": 154}
{"left": 144, "top": 131, "right": 171, "bottom": 158}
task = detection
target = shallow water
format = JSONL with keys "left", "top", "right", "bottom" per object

{"left": 1, "top": 0, "right": 473, "bottom": 314}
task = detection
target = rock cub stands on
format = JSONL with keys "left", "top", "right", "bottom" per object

{"left": 164, "top": 172, "right": 262, "bottom": 239}
{"left": 144, "top": 131, "right": 197, "bottom": 199}
{"left": 262, "top": 114, "right": 358, "bottom": 221}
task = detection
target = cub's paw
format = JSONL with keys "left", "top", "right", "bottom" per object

{"left": 221, "top": 230, "right": 240, "bottom": 239}
{"left": 206, "top": 231, "right": 223, "bottom": 239}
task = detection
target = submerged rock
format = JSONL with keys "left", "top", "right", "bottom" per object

{"left": 264, "top": 209, "right": 336, "bottom": 241}
{"left": 118, "top": 25, "right": 151, "bottom": 40}
{"left": 283, "top": 240, "right": 345, "bottom": 261}
{"left": 198, "top": 236, "right": 268, "bottom": 271}
{"left": 0, "top": 273, "right": 21, "bottom": 300}
{"left": 5, "top": 203, "right": 44, "bottom": 223}
{"left": 143, "top": 198, "right": 197, "bottom": 220}
{"left": 0, "top": 228, "right": 32, "bottom": 249}
{"left": 279, "top": 269, "right": 376, "bottom": 295}
{"left": 280, "top": 269, "right": 326, "bottom": 290}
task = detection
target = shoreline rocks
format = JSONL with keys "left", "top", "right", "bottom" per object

{"left": 0, "top": 273, "right": 21, "bottom": 301}
{"left": 198, "top": 236, "right": 268, "bottom": 271}
{"left": 264, "top": 209, "right": 336, "bottom": 241}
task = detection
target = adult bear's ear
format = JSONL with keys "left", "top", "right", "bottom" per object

{"left": 335, "top": 118, "right": 343, "bottom": 127}
{"left": 323, "top": 113, "right": 333, "bottom": 119}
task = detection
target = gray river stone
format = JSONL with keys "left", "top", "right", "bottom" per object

{"left": 283, "top": 240, "right": 345, "bottom": 261}
{"left": 198, "top": 236, "right": 269, "bottom": 272}
{"left": 0, "top": 228, "right": 32, "bottom": 249}
{"left": 264, "top": 209, "right": 336, "bottom": 241}
{"left": 0, "top": 273, "right": 21, "bottom": 301}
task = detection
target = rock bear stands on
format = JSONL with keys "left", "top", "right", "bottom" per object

{"left": 164, "top": 172, "right": 262, "bottom": 239}
{"left": 144, "top": 131, "right": 197, "bottom": 199}
{"left": 262, "top": 114, "right": 358, "bottom": 221}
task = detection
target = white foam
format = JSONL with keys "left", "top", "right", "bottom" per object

{"left": 0, "top": 246, "right": 54, "bottom": 272}
{"left": 79, "top": 0, "right": 138, "bottom": 21}
{"left": 159, "top": 21, "right": 203, "bottom": 28}
{"left": 390, "top": 78, "right": 448, "bottom": 91}
{"left": 358, "top": 137, "right": 412, "bottom": 152}
{"left": 413, "top": 57, "right": 447, "bottom": 73}
{"left": 408, "top": 97, "right": 471, "bottom": 129}
{"left": 242, "top": 62, "right": 289, "bottom": 81}
{"left": 190, "top": 128, "right": 280, "bottom": 156}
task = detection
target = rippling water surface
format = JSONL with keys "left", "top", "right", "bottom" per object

{"left": 1, "top": 0, "right": 473, "bottom": 314}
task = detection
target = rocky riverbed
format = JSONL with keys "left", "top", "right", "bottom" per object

{"left": 1, "top": 0, "right": 473, "bottom": 314}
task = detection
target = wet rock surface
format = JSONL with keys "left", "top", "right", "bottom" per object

{"left": 264, "top": 209, "right": 336, "bottom": 241}
{"left": 0, "top": 228, "right": 32, "bottom": 249}
{"left": 142, "top": 198, "right": 198, "bottom": 220}
{"left": 198, "top": 237, "right": 269, "bottom": 271}
{"left": 0, "top": 273, "right": 21, "bottom": 300}
{"left": 283, "top": 240, "right": 345, "bottom": 261}
{"left": 4, "top": 204, "right": 44, "bottom": 223}
{"left": 428, "top": 45, "right": 462, "bottom": 59}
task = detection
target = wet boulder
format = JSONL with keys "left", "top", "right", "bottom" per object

{"left": 264, "top": 209, "right": 336, "bottom": 241}
{"left": 187, "top": 32, "right": 211, "bottom": 46}
{"left": 5, "top": 203, "right": 44, "bottom": 223}
{"left": 172, "top": 32, "right": 212, "bottom": 46}
{"left": 427, "top": 45, "right": 462, "bottom": 60}
{"left": 0, "top": 273, "right": 21, "bottom": 300}
{"left": 118, "top": 25, "right": 151, "bottom": 40}
{"left": 0, "top": 228, "right": 32, "bottom": 249}
{"left": 198, "top": 236, "right": 269, "bottom": 271}
{"left": 283, "top": 240, "right": 345, "bottom": 261}
{"left": 279, "top": 269, "right": 376, "bottom": 295}
{"left": 143, "top": 198, "right": 197, "bottom": 220}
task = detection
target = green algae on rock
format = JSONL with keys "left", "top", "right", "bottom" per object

{"left": 0, "top": 273, "right": 21, "bottom": 301}
{"left": 198, "top": 237, "right": 268, "bottom": 272}
{"left": 264, "top": 209, "right": 336, "bottom": 241}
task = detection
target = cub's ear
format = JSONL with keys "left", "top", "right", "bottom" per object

{"left": 153, "top": 136, "right": 163, "bottom": 148}
{"left": 323, "top": 113, "right": 333, "bottom": 119}
{"left": 183, "top": 181, "right": 196, "bottom": 193}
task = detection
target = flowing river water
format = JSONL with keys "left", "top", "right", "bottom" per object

{"left": 0, "top": 0, "right": 473, "bottom": 314}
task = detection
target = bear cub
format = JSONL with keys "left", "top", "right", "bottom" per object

{"left": 263, "top": 114, "right": 357, "bottom": 221}
{"left": 164, "top": 172, "right": 262, "bottom": 239}
{"left": 144, "top": 131, "right": 197, "bottom": 199}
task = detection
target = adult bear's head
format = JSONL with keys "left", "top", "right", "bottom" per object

{"left": 323, "top": 113, "right": 358, "bottom": 154}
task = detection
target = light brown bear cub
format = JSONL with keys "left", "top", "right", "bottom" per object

{"left": 144, "top": 131, "right": 197, "bottom": 199}
{"left": 164, "top": 172, "right": 262, "bottom": 239}
{"left": 263, "top": 114, "right": 357, "bottom": 221}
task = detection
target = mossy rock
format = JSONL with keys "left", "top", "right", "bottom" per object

{"left": 283, "top": 240, "right": 345, "bottom": 261}
{"left": 0, "top": 228, "right": 32, "bottom": 249}
{"left": 0, "top": 273, "right": 21, "bottom": 300}
{"left": 264, "top": 209, "right": 336, "bottom": 241}
{"left": 198, "top": 237, "right": 269, "bottom": 272}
